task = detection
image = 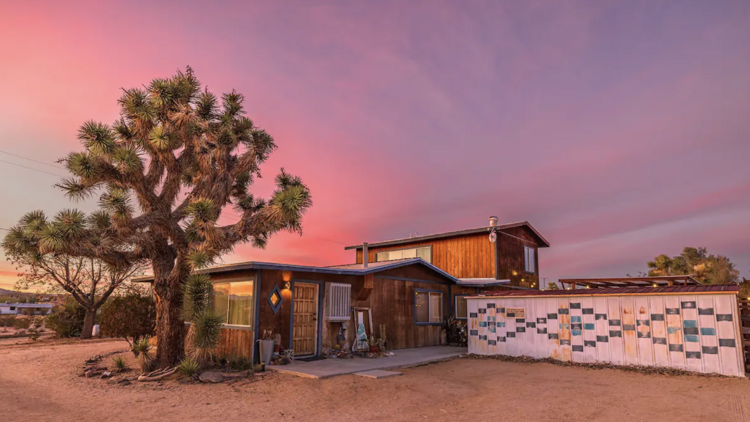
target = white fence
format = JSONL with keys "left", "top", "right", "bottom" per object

{"left": 467, "top": 291, "right": 744, "bottom": 377}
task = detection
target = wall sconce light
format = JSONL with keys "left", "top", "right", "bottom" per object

{"left": 284, "top": 281, "right": 291, "bottom": 291}
{"left": 512, "top": 270, "right": 518, "bottom": 276}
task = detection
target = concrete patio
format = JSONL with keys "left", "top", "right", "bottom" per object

{"left": 267, "top": 346, "right": 466, "bottom": 379}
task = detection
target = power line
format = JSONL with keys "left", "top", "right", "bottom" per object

{"left": 0, "top": 150, "right": 64, "bottom": 169}
{"left": 0, "top": 159, "right": 65, "bottom": 178}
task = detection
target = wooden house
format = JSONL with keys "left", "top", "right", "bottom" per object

{"left": 133, "top": 217, "right": 549, "bottom": 362}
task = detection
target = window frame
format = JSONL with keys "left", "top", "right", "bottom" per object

{"left": 375, "top": 245, "right": 433, "bottom": 264}
{"left": 524, "top": 245, "right": 536, "bottom": 274}
{"left": 414, "top": 288, "right": 444, "bottom": 326}
{"left": 453, "top": 294, "right": 470, "bottom": 320}
{"left": 211, "top": 277, "right": 256, "bottom": 329}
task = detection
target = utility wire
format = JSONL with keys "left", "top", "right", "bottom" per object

{"left": 0, "top": 159, "right": 65, "bottom": 178}
{"left": 0, "top": 150, "right": 64, "bottom": 169}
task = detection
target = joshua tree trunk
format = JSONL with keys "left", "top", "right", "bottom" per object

{"left": 81, "top": 307, "right": 97, "bottom": 339}
{"left": 153, "top": 252, "right": 188, "bottom": 368}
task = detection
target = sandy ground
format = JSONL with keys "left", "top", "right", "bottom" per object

{"left": 1, "top": 341, "right": 749, "bottom": 421}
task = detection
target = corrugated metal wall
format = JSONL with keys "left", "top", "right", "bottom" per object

{"left": 467, "top": 293, "right": 744, "bottom": 377}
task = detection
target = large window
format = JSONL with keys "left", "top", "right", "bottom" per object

{"left": 212, "top": 280, "right": 255, "bottom": 327}
{"left": 415, "top": 289, "right": 443, "bottom": 325}
{"left": 454, "top": 295, "right": 469, "bottom": 320}
{"left": 376, "top": 246, "right": 432, "bottom": 263}
{"left": 524, "top": 245, "right": 536, "bottom": 274}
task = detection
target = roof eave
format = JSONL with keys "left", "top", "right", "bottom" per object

{"left": 344, "top": 221, "right": 550, "bottom": 250}
{"left": 131, "top": 258, "right": 459, "bottom": 284}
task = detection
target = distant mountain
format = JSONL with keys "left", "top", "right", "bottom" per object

{"left": 0, "top": 287, "right": 36, "bottom": 297}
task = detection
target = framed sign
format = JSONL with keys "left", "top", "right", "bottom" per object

{"left": 506, "top": 307, "right": 526, "bottom": 319}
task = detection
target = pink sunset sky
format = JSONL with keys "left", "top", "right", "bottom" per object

{"left": 1, "top": 1, "right": 749, "bottom": 291}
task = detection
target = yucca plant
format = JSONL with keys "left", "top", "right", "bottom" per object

{"left": 191, "top": 309, "right": 223, "bottom": 366}
{"left": 3, "top": 67, "right": 312, "bottom": 367}
{"left": 178, "top": 356, "right": 201, "bottom": 380}
{"left": 112, "top": 356, "right": 128, "bottom": 372}
{"left": 132, "top": 336, "right": 154, "bottom": 373}
{"left": 183, "top": 273, "right": 214, "bottom": 358}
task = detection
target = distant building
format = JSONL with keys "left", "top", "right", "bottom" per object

{"left": 0, "top": 302, "right": 54, "bottom": 315}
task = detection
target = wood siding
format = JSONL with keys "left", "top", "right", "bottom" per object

{"left": 356, "top": 225, "right": 543, "bottom": 288}
{"left": 357, "top": 233, "right": 496, "bottom": 279}
{"left": 259, "top": 266, "right": 453, "bottom": 355}
{"left": 215, "top": 328, "right": 254, "bottom": 359}
{"left": 495, "top": 226, "right": 540, "bottom": 288}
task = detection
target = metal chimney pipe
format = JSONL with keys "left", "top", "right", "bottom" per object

{"left": 489, "top": 216, "right": 498, "bottom": 227}
{"left": 362, "top": 242, "right": 369, "bottom": 268}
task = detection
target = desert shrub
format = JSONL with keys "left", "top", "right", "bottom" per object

{"left": 13, "top": 317, "right": 31, "bottom": 330}
{"left": 178, "top": 357, "right": 200, "bottom": 379}
{"left": 112, "top": 356, "right": 128, "bottom": 372}
{"left": 45, "top": 299, "right": 86, "bottom": 338}
{"left": 33, "top": 316, "right": 44, "bottom": 329}
{"left": 132, "top": 336, "right": 154, "bottom": 373}
{"left": 0, "top": 316, "right": 16, "bottom": 330}
{"left": 229, "top": 356, "right": 252, "bottom": 371}
{"left": 99, "top": 294, "right": 156, "bottom": 346}
{"left": 28, "top": 327, "right": 40, "bottom": 341}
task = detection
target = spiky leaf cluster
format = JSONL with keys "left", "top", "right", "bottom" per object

{"left": 48, "top": 67, "right": 312, "bottom": 273}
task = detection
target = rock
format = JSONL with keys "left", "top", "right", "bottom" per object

{"left": 85, "top": 370, "right": 101, "bottom": 378}
{"left": 118, "top": 379, "right": 131, "bottom": 386}
{"left": 199, "top": 371, "right": 224, "bottom": 383}
{"left": 101, "top": 371, "right": 112, "bottom": 379}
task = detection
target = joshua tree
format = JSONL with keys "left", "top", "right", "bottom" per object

{"left": 6, "top": 67, "right": 312, "bottom": 366}
{"left": 3, "top": 211, "right": 144, "bottom": 338}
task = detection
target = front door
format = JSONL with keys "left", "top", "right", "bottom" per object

{"left": 292, "top": 283, "right": 319, "bottom": 356}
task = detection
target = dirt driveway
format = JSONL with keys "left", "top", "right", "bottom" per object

{"left": 1, "top": 340, "right": 749, "bottom": 421}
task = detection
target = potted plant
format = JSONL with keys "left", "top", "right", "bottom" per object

{"left": 368, "top": 335, "right": 379, "bottom": 353}
{"left": 258, "top": 329, "right": 275, "bottom": 366}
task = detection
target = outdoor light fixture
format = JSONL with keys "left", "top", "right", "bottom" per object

{"left": 284, "top": 281, "right": 292, "bottom": 291}
{"left": 512, "top": 270, "right": 518, "bottom": 276}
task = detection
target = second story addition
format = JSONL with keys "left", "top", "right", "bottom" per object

{"left": 345, "top": 217, "right": 550, "bottom": 289}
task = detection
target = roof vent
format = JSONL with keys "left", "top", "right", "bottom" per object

{"left": 488, "top": 216, "right": 498, "bottom": 227}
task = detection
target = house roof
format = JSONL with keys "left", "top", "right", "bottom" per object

{"left": 558, "top": 276, "right": 701, "bottom": 289}
{"left": 456, "top": 278, "right": 511, "bottom": 287}
{"left": 132, "top": 257, "right": 460, "bottom": 284}
{"left": 344, "top": 221, "right": 550, "bottom": 250}
{"left": 467, "top": 284, "right": 738, "bottom": 299}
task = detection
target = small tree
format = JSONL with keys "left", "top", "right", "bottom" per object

{"left": 646, "top": 247, "right": 740, "bottom": 284}
{"left": 46, "top": 298, "right": 86, "bottom": 338}
{"left": 99, "top": 294, "right": 156, "bottom": 348}
{"left": 3, "top": 213, "right": 144, "bottom": 338}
